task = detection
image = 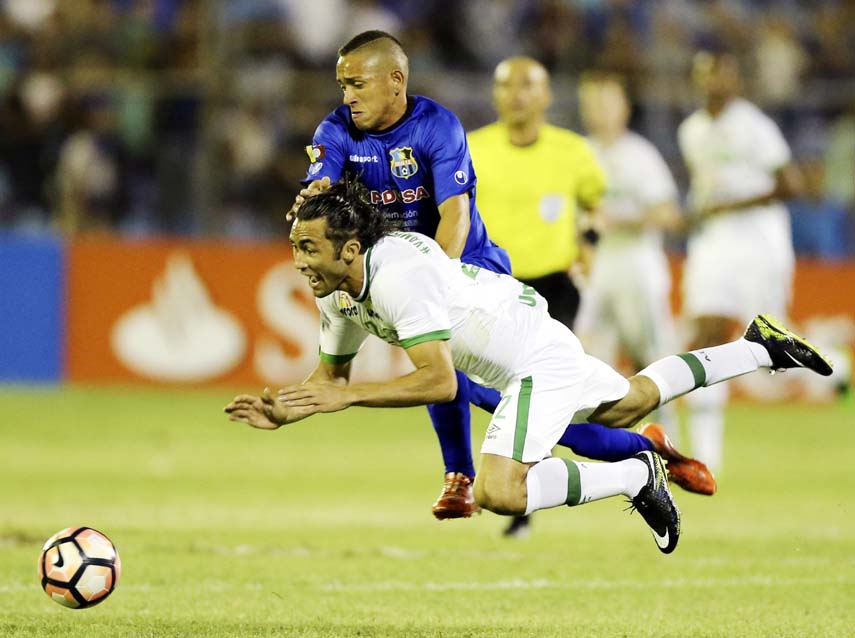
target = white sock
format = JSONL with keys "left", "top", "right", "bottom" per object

{"left": 576, "top": 459, "right": 648, "bottom": 502}
{"left": 524, "top": 457, "right": 648, "bottom": 515}
{"left": 638, "top": 338, "right": 769, "bottom": 406}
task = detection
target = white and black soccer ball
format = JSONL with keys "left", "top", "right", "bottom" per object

{"left": 38, "top": 527, "right": 121, "bottom": 609}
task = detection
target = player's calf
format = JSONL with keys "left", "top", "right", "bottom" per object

{"left": 474, "top": 454, "right": 529, "bottom": 515}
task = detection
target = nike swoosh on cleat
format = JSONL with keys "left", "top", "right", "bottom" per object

{"left": 782, "top": 351, "right": 805, "bottom": 368}
{"left": 652, "top": 527, "right": 670, "bottom": 549}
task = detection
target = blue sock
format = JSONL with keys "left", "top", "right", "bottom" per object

{"left": 469, "top": 383, "right": 501, "bottom": 413}
{"left": 557, "top": 422, "right": 653, "bottom": 462}
{"left": 427, "top": 370, "right": 476, "bottom": 477}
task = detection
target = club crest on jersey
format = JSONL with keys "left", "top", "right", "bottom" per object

{"left": 336, "top": 292, "right": 353, "bottom": 310}
{"left": 389, "top": 147, "right": 419, "bottom": 179}
{"left": 305, "top": 144, "right": 325, "bottom": 163}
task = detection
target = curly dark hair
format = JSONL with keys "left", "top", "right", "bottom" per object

{"left": 296, "top": 176, "right": 399, "bottom": 255}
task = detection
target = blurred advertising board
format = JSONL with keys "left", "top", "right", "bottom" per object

{"left": 2, "top": 233, "right": 853, "bottom": 395}
{"left": 65, "top": 238, "right": 411, "bottom": 387}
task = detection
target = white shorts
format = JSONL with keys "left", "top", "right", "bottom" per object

{"left": 479, "top": 319, "right": 631, "bottom": 463}
{"left": 683, "top": 228, "right": 793, "bottom": 323}
{"left": 575, "top": 241, "right": 676, "bottom": 366}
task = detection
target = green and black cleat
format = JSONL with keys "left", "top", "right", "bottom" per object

{"left": 744, "top": 314, "right": 833, "bottom": 376}
{"left": 629, "top": 451, "right": 681, "bottom": 555}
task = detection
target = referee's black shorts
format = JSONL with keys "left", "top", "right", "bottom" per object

{"left": 519, "top": 271, "right": 580, "bottom": 331}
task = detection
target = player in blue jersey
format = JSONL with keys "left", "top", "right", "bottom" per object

{"left": 287, "top": 31, "right": 712, "bottom": 521}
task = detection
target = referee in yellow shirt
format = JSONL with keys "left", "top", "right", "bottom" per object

{"left": 468, "top": 56, "right": 606, "bottom": 538}
{"left": 468, "top": 56, "right": 606, "bottom": 331}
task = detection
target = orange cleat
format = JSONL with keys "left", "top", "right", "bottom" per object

{"left": 637, "top": 423, "right": 717, "bottom": 496}
{"left": 432, "top": 472, "right": 481, "bottom": 520}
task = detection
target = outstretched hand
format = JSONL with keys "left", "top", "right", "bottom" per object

{"left": 224, "top": 387, "right": 313, "bottom": 430}
{"left": 286, "top": 176, "right": 331, "bottom": 221}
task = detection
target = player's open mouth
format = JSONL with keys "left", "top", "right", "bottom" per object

{"left": 308, "top": 275, "right": 322, "bottom": 289}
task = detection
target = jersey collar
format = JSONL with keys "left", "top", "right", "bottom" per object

{"left": 353, "top": 245, "right": 373, "bottom": 302}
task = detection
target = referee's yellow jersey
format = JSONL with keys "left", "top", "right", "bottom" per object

{"left": 468, "top": 122, "right": 606, "bottom": 279}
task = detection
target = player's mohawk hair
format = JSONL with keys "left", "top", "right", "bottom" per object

{"left": 338, "top": 30, "right": 404, "bottom": 56}
{"left": 296, "top": 175, "right": 400, "bottom": 254}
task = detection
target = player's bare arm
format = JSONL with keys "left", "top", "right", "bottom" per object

{"left": 695, "top": 163, "right": 804, "bottom": 218}
{"left": 287, "top": 176, "right": 332, "bottom": 221}
{"left": 434, "top": 194, "right": 471, "bottom": 258}
{"left": 279, "top": 339, "right": 457, "bottom": 412}
{"left": 573, "top": 204, "right": 600, "bottom": 278}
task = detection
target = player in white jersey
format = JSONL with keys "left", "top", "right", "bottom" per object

{"left": 575, "top": 72, "right": 682, "bottom": 438}
{"left": 677, "top": 51, "right": 804, "bottom": 471}
{"left": 225, "top": 178, "right": 832, "bottom": 555}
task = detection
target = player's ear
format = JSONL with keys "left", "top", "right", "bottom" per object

{"left": 390, "top": 69, "right": 405, "bottom": 95}
{"left": 341, "top": 238, "right": 362, "bottom": 263}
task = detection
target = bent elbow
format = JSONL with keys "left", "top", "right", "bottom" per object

{"left": 433, "top": 373, "right": 458, "bottom": 403}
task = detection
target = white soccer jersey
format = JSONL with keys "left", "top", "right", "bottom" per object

{"left": 678, "top": 98, "right": 795, "bottom": 321}
{"left": 588, "top": 131, "right": 678, "bottom": 249}
{"left": 678, "top": 97, "right": 794, "bottom": 257}
{"left": 317, "top": 232, "right": 549, "bottom": 391}
{"left": 316, "top": 231, "right": 630, "bottom": 463}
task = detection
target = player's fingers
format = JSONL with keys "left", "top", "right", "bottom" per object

{"left": 225, "top": 399, "right": 255, "bottom": 412}
{"left": 228, "top": 411, "right": 251, "bottom": 423}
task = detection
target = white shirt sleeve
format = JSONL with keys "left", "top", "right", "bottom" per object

{"left": 752, "top": 112, "right": 791, "bottom": 172}
{"left": 370, "top": 261, "right": 451, "bottom": 349}
{"left": 317, "top": 296, "right": 368, "bottom": 364}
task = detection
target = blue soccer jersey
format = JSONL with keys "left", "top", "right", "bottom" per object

{"left": 303, "top": 95, "right": 505, "bottom": 268}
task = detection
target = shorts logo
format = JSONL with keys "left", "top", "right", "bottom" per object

{"left": 454, "top": 170, "right": 467, "bottom": 185}
{"left": 389, "top": 147, "right": 418, "bottom": 179}
{"left": 305, "top": 144, "right": 325, "bottom": 163}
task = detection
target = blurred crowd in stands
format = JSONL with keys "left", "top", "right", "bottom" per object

{"left": 0, "top": 0, "right": 853, "bottom": 257}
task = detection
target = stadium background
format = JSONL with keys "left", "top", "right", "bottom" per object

{"left": 1, "top": 3, "right": 854, "bottom": 637}
{"left": 0, "top": 0, "right": 853, "bottom": 386}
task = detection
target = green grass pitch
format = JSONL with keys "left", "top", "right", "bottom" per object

{"left": 1, "top": 385, "right": 853, "bottom": 637}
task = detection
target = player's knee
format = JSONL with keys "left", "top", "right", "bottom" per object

{"left": 595, "top": 376, "right": 660, "bottom": 429}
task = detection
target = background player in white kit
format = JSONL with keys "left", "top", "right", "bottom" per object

{"left": 575, "top": 72, "right": 683, "bottom": 440}
{"left": 678, "top": 51, "right": 804, "bottom": 471}
{"left": 225, "top": 178, "right": 833, "bottom": 555}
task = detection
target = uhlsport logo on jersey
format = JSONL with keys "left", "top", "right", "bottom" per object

{"left": 389, "top": 147, "right": 418, "bottom": 178}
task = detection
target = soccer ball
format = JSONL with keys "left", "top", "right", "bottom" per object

{"left": 38, "top": 527, "right": 121, "bottom": 609}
